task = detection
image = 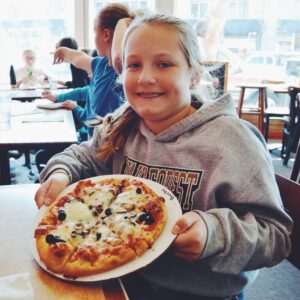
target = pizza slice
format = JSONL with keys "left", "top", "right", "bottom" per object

{"left": 63, "top": 222, "right": 136, "bottom": 277}
{"left": 34, "top": 221, "right": 92, "bottom": 274}
{"left": 103, "top": 184, "right": 167, "bottom": 256}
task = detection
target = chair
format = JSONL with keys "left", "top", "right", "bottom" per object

{"left": 290, "top": 144, "right": 300, "bottom": 183}
{"left": 237, "top": 84, "right": 267, "bottom": 134}
{"left": 9, "top": 65, "right": 17, "bottom": 86}
{"left": 202, "top": 61, "right": 229, "bottom": 99}
{"left": 275, "top": 174, "right": 300, "bottom": 268}
{"left": 281, "top": 87, "right": 300, "bottom": 165}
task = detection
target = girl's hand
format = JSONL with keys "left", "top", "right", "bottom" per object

{"left": 61, "top": 100, "right": 77, "bottom": 110}
{"left": 171, "top": 211, "right": 208, "bottom": 262}
{"left": 42, "top": 90, "right": 56, "bottom": 102}
{"left": 53, "top": 47, "right": 68, "bottom": 64}
{"left": 35, "top": 172, "right": 70, "bottom": 208}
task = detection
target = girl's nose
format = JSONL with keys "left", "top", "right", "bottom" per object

{"left": 137, "top": 68, "right": 157, "bottom": 85}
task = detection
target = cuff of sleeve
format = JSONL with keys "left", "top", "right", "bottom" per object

{"left": 73, "top": 106, "right": 82, "bottom": 114}
{"left": 40, "top": 164, "right": 72, "bottom": 183}
{"left": 56, "top": 95, "right": 64, "bottom": 102}
{"left": 193, "top": 210, "right": 226, "bottom": 259}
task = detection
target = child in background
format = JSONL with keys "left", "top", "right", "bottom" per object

{"left": 35, "top": 14, "right": 292, "bottom": 300}
{"left": 34, "top": 3, "right": 132, "bottom": 173}
{"left": 55, "top": 37, "right": 91, "bottom": 89}
{"left": 16, "top": 49, "right": 48, "bottom": 88}
{"left": 42, "top": 3, "right": 132, "bottom": 130}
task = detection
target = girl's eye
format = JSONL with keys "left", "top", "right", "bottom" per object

{"left": 127, "top": 63, "right": 140, "bottom": 69}
{"left": 158, "top": 62, "right": 172, "bottom": 68}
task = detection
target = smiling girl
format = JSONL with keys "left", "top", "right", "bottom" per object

{"left": 35, "top": 14, "right": 292, "bottom": 300}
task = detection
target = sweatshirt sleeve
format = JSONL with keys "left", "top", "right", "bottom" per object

{"left": 56, "top": 86, "right": 89, "bottom": 103}
{"left": 195, "top": 121, "right": 292, "bottom": 275}
{"left": 39, "top": 126, "right": 110, "bottom": 183}
{"left": 72, "top": 105, "right": 86, "bottom": 126}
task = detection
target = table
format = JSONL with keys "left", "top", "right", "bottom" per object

{"left": 10, "top": 90, "right": 44, "bottom": 102}
{"left": 0, "top": 100, "right": 78, "bottom": 185}
{"left": 0, "top": 184, "right": 128, "bottom": 300}
{"left": 0, "top": 86, "right": 68, "bottom": 102}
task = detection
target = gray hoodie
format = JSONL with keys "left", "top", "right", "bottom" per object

{"left": 40, "top": 93, "right": 292, "bottom": 297}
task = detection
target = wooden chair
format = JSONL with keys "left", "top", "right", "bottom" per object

{"left": 202, "top": 61, "right": 229, "bottom": 99}
{"left": 237, "top": 83, "right": 267, "bottom": 134}
{"left": 275, "top": 174, "right": 300, "bottom": 268}
{"left": 281, "top": 87, "right": 300, "bottom": 165}
{"left": 291, "top": 144, "right": 300, "bottom": 183}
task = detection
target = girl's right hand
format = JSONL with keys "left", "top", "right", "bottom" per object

{"left": 35, "top": 172, "right": 70, "bottom": 208}
{"left": 53, "top": 47, "right": 68, "bottom": 65}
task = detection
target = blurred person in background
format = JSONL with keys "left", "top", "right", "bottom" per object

{"left": 15, "top": 49, "right": 48, "bottom": 88}
{"left": 35, "top": 3, "right": 132, "bottom": 173}
{"left": 55, "top": 37, "right": 91, "bottom": 89}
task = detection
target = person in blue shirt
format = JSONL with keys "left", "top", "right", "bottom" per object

{"left": 35, "top": 3, "right": 132, "bottom": 173}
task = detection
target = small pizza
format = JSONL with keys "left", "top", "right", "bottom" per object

{"left": 34, "top": 177, "right": 167, "bottom": 278}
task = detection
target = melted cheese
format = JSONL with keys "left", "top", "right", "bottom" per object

{"left": 51, "top": 223, "right": 76, "bottom": 240}
{"left": 108, "top": 213, "right": 141, "bottom": 237}
{"left": 64, "top": 201, "right": 95, "bottom": 224}
{"left": 81, "top": 189, "right": 115, "bottom": 208}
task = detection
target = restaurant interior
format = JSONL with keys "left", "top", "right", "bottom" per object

{"left": 0, "top": 0, "right": 299, "bottom": 299}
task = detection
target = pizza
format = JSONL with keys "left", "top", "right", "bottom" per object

{"left": 34, "top": 176, "right": 167, "bottom": 278}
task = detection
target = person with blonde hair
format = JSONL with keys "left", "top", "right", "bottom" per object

{"left": 35, "top": 14, "right": 291, "bottom": 300}
{"left": 16, "top": 49, "right": 47, "bottom": 87}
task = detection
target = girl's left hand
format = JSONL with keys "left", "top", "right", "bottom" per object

{"left": 171, "top": 211, "right": 208, "bottom": 262}
{"left": 61, "top": 100, "right": 77, "bottom": 110}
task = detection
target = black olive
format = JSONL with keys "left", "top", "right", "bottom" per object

{"left": 58, "top": 210, "right": 66, "bottom": 221}
{"left": 105, "top": 208, "right": 113, "bottom": 216}
{"left": 138, "top": 213, "right": 147, "bottom": 223}
{"left": 136, "top": 187, "right": 142, "bottom": 194}
{"left": 45, "top": 234, "right": 66, "bottom": 244}
{"left": 144, "top": 214, "right": 154, "bottom": 225}
{"left": 96, "top": 232, "right": 102, "bottom": 241}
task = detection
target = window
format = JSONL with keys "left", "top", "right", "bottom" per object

{"left": 95, "top": 0, "right": 151, "bottom": 10}
{"left": 87, "top": 0, "right": 155, "bottom": 49}
{"left": 228, "top": 0, "right": 248, "bottom": 18}
{"left": 191, "top": 1, "right": 208, "bottom": 19}
{"left": 0, "top": 0, "right": 74, "bottom": 84}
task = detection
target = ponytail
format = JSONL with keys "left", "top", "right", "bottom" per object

{"left": 97, "top": 103, "right": 139, "bottom": 159}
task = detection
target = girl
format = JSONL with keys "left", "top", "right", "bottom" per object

{"left": 35, "top": 3, "right": 131, "bottom": 173}
{"left": 35, "top": 14, "right": 292, "bottom": 300}
{"left": 45, "top": 3, "right": 132, "bottom": 129}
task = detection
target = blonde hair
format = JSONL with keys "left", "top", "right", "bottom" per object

{"left": 98, "top": 14, "right": 204, "bottom": 159}
{"left": 23, "top": 49, "right": 36, "bottom": 58}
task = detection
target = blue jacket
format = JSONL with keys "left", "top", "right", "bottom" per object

{"left": 56, "top": 56, "right": 124, "bottom": 135}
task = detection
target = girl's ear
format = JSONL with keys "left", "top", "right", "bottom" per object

{"left": 103, "top": 28, "right": 113, "bottom": 43}
{"left": 190, "top": 72, "right": 200, "bottom": 89}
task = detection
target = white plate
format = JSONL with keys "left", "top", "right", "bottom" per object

{"left": 31, "top": 174, "right": 182, "bottom": 282}
{"left": 36, "top": 102, "right": 64, "bottom": 110}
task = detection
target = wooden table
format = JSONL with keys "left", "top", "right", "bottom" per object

{"left": 0, "top": 100, "right": 78, "bottom": 185}
{"left": 0, "top": 184, "right": 128, "bottom": 300}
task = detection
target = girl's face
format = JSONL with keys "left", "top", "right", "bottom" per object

{"left": 123, "top": 23, "right": 194, "bottom": 134}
